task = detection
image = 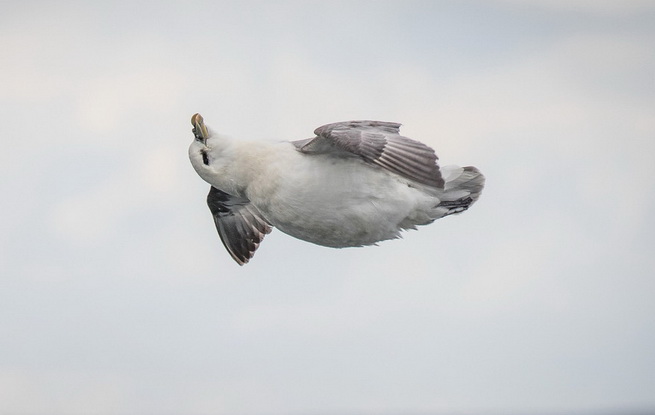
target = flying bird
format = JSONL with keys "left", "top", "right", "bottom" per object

{"left": 188, "top": 113, "right": 485, "bottom": 265}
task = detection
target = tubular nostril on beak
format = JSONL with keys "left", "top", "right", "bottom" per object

{"left": 192, "top": 113, "right": 209, "bottom": 143}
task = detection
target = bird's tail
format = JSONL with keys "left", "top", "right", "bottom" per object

{"left": 435, "top": 165, "right": 485, "bottom": 217}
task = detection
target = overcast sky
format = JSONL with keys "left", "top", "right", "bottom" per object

{"left": 1, "top": 1, "right": 654, "bottom": 414}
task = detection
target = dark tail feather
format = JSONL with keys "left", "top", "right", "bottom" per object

{"left": 436, "top": 165, "right": 485, "bottom": 217}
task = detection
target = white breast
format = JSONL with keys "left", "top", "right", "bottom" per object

{"left": 244, "top": 143, "right": 440, "bottom": 247}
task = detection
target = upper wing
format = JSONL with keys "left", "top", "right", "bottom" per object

{"left": 206, "top": 186, "right": 273, "bottom": 265}
{"left": 294, "top": 120, "right": 444, "bottom": 188}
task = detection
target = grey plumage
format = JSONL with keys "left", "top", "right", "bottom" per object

{"left": 294, "top": 120, "right": 445, "bottom": 188}
{"left": 206, "top": 186, "right": 271, "bottom": 265}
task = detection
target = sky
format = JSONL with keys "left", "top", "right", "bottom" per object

{"left": 1, "top": 1, "right": 655, "bottom": 414}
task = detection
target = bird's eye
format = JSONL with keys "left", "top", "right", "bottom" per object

{"left": 201, "top": 149, "right": 209, "bottom": 165}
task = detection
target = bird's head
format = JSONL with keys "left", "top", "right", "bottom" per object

{"left": 187, "top": 113, "right": 245, "bottom": 201}
{"left": 188, "top": 113, "right": 214, "bottom": 176}
{"left": 189, "top": 113, "right": 236, "bottom": 189}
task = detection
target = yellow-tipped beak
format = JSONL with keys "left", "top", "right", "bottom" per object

{"left": 191, "top": 113, "right": 209, "bottom": 143}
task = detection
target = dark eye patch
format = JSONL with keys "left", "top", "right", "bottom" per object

{"left": 201, "top": 149, "right": 209, "bottom": 165}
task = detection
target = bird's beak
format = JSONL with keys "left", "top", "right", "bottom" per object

{"left": 192, "top": 113, "right": 209, "bottom": 144}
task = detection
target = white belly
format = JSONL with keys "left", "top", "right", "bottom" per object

{"left": 245, "top": 146, "right": 439, "bottom": 247}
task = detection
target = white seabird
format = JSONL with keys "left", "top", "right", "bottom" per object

{"left": 188, "top": 113, "right": 485, "bottom": 265}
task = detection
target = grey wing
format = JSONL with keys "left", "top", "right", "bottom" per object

{"left": 294, "top": 120, "right": 444, "bottom": 188}
{"left": 207, "top": 186, "right": 273, "bottom": 265}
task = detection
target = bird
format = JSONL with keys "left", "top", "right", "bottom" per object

{"left": 188, "top": 113, "right": 485, "bottom": 265}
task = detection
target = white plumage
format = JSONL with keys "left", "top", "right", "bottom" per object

{"left": 188, "top": 114, "right": 485, "bottom": 265}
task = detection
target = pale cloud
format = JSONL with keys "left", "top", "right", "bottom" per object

{"left": 49, "top": 143, "right": 187, "bottom": 245}
{"left": 1, "top": 1, "right": 654, "bottom": 414}
{"left": 0, "top": 369, "right": 234, "bottom": 415}
{"left": 0, "top": 20, "right": 79, "bottom": 103}
{"left": 73, "top": 70, "right": 189, "bottom": 135}
{"left": 494, "top": 0, "right": 655, "bottom": 15}
{"left": 408, "top": 34, "right": 654, "bottom": 148}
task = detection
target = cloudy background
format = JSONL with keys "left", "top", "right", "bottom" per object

{"left": 1, "top": 1, "right": 654, "bottom": 414}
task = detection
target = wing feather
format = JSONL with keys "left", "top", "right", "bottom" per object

{"left": 296, "top": 120, "right": 444, "bottom": 188}
{"left": 207, "top": 187, "right": 272, "bottom": 265}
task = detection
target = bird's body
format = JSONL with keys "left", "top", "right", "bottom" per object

{"left": 188, "top": 115, "right": 484, "bottom": 264}
{"left": 193, "top": 139, "right": 436, "bottom": 247}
